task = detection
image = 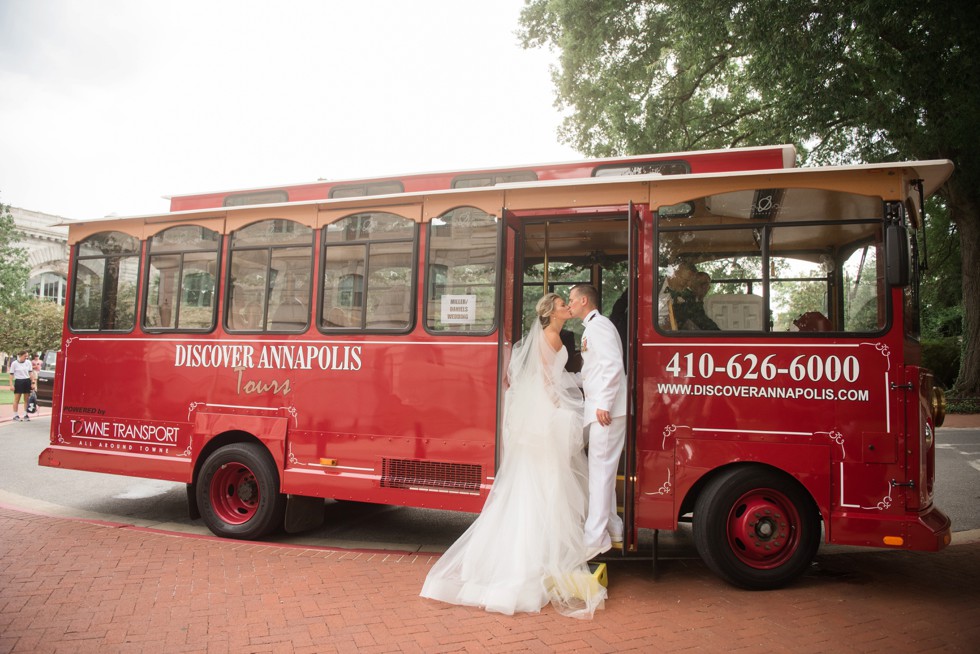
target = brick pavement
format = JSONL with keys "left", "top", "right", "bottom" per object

{"left": 1, "top": 506, "right": 978, "bottom": 653}
{"left": 2, "top": 410, "right": 978, "bottom": 651}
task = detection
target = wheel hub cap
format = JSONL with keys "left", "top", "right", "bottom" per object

{"left": 727, "top": 490, "right": 800, "bottom": 569}
{"left": 210, "top": 463, "right": 260, "bottom": 525}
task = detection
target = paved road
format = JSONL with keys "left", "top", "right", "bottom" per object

{"left": 935, "top": 428, "right": 980, "bottom": 535}
{"left": 2, "top": 414, "right": 978, "bottom": 553}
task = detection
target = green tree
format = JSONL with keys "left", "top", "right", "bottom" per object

{"left": 920, "top": 198, "right": 962, "bottom": 339}
{"left": 0, "top": 200, "right": 30, "bottom": 311}
{"left": 0, "top": 298, "right": 64, "bottom": 356}
{"left": 520, "top": 0, "right": 980, "bottom": 395}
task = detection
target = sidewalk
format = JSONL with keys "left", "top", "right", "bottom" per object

{"left": 0, "top": 404, "right": 52, "bottom": 424}
{"left": 940, "top": 412, "right": 980, "bottom": 428}
{"left": 1, "top": 504, "right": 978, "bottom": 653}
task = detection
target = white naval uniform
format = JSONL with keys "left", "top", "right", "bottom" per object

{"left": 579, "top": 308, "right": 628, "bottom": 551}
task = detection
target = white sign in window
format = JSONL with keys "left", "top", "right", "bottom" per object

{"left": 441, "top": 295, "right": 476, "bottom": 324}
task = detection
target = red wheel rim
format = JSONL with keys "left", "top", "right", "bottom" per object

{"left": 209, "top": 462, "right": 260, "bottom": 525}
{"left": 725, "top": 488, "right": 801, "bottom": 570}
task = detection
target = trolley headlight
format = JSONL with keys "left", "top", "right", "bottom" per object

{"left": 931, "top": 387, "right": 946, "bottom": 428}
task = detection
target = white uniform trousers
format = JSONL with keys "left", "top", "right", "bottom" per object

{"left": 583, "top": 415, "right": 626, "bottom": 550}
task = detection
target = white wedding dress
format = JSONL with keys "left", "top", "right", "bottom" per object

{"left": 420, "top": 322, "right": 606, "bottom": 619}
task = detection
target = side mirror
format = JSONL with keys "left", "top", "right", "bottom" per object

{"left": 885, "top": 223, "right": 910, "bottom": 287}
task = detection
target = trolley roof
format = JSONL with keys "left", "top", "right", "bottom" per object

{"left": 65, "top": 158, "right": 953, "bottom": 239}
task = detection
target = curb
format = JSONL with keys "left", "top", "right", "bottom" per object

{"left": 0, "top": 408, "right": 53, "bottom": 425}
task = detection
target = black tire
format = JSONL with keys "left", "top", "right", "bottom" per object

{"left": 196, "top": 443, "right": 287, "bottom": 540}
{"left": 693, "top": 466, "right": 820, "bottom": 590}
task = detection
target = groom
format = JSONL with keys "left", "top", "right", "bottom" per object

{"left": 568, "top": 284, "right": 628, "bottom": 560}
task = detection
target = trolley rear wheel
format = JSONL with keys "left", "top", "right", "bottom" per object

{"left": 196, "top": 443, "right": 286, "bottom": 539}
{"left": 693, "top": 467, "right": 820, "bottom": 590}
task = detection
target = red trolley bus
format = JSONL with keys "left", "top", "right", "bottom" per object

{"left": 40, "top": 149, "right": 952, "bottom": 589}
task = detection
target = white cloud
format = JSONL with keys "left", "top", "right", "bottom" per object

{"left": 0, "top": 0, "right": 577, "bottom": 219}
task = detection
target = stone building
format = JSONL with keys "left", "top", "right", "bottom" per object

{"left": 9, "top": 206, "right": 71, "bottom": 305}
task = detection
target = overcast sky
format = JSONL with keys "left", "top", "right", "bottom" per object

{"left": 0, "top": 0, "right": 579, "bottom": 220}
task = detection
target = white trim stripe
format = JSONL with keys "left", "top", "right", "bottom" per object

{"left": 46, "top": 445, "right": 191, "bottom": 464}
{"left": 642, "top": 342, "right": 861, "bottom": 348}
{"left": 68, "top": 337, "right": 496, "bottom": 347}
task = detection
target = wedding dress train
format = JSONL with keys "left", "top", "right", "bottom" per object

{"left": 420, "top": 322, "right": 606, "bottom": 618}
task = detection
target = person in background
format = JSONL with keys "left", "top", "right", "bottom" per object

{"left": 792, "top": 311, "right": 833, "bottom": 332}
{"left": 692, "top": 271, "right": 712, "bottom": 302}
{"left": 7, "top": 350, "right": 33, "bottom": 422}
{"left": 665, "top": 263, "right": 720, "bottom": 331}
{"left": 30, "top": 354, "right": 42, "bottom": 388}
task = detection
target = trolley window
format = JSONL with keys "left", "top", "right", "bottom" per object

{"left": 329, "top": 181, "right": 404, "bottom": 199}
{"left": 425, "top": 207, "right": 498, "bottom": 334}
{"left": 320, "top": 212, "right": 416, "bottom": 331}
{"left": 144, "top": 225, "right": 220, "bottom": 331}
{"left": 226, "top": 219, "right": 313, "bottom": 332}
{"left": 656, "top": 187, "right": 886, "bottom": 335}
{"left": 70, "top": 231, "right": 140, "bottom": 331}
{"left": 594, "top": 160, "right": 689, "bottom": 177}
{"left": 451, "top": 171, "right": 537, "bottom": 189}
{"left": 223, "top": 190, "right": 288, "bottom": 207}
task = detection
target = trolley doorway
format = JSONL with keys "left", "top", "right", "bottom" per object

{"left": 499, "top": 209, "right": 638, "bottom": 552}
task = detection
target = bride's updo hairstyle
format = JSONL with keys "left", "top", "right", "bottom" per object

{"left": 535, "top": 293, "right": 563, "bottom": 327}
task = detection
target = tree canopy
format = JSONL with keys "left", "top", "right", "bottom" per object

{"left": 0, "top": 298, "right": 64, "bottom": 356}
{"left": 520, "top": 0, "right": 980, "bottom": 394}
{"left": 0, "top": 200, "right": 64, "bottom": 356}
{"left": 0, "top": 200, "right": 30, "bottom": 311}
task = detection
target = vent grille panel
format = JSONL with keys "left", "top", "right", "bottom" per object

{"left": 381, "top": 458, "right": 482, "bottom": 494}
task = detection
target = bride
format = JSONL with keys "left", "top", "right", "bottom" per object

{"left": 420, "top": 293, "right": 606, "bottom": 619}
